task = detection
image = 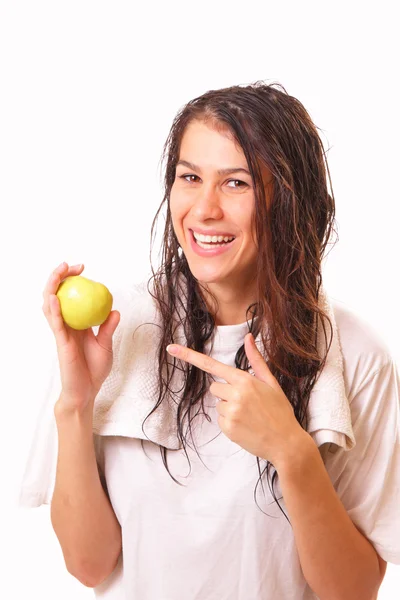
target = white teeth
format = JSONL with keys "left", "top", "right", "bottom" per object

{"left": 193, "top": 231, "right": 235, "bottom": 243}
{"left": 196, "top": 239, "right": 232, "bottom": 249}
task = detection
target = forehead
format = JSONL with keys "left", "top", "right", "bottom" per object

{"left": 179, "top": 121, "right": 246, "bottom": 162}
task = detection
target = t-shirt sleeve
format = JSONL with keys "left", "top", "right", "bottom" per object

{"left": 322, "top": 357, "right": 400, "bottom": 564}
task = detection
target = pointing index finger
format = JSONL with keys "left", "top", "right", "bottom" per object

{"left": 167, "top": 344, "right": 243, "bottom": 385}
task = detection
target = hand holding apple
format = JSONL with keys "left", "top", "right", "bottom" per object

{"left": 42, "top": 262, "right": 121, "bottom": 415}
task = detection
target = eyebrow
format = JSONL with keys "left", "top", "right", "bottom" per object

{"left": 176, "top": 159, "right": 250, "bottom": 176}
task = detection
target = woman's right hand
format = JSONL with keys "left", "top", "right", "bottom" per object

{"left": 42, "top": 262, "right": 121, "bottom": 416}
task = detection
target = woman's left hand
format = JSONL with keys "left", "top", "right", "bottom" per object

{"left": 166, "top": 332, "right": 310, "bottom": 468}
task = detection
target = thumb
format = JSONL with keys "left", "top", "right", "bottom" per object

{"left": 245, "top": 333, "right": 266, "bottom": 379}
{"left": 97, "top": 310, "right": 121, "bottom": 350}
{"left": 245, "top": 333, "right": 277, "bottom": 388}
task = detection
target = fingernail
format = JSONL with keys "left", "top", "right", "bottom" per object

{"left": 166, "top": 344, "right": 178, "bottom": 355}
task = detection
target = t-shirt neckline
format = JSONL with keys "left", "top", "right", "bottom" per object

{"left": 209, "top": 316, "right": 259, "bottom": 352}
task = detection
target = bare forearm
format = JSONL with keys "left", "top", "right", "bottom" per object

{"left": 51, "top": 400, "right": 122, "bottom": 587}
{"left": 275, "top": 432, "right": 382, "bottom": 600}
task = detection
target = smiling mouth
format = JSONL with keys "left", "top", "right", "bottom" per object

{"left": 189, "top": 229, "right": 237, "bottom": 255}
{"left": 190, "top": 230, "right": 236, "bottom": 248}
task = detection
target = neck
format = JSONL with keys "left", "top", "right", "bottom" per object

{"left": 199, "top": 278, "right": 258, "bottom": 326}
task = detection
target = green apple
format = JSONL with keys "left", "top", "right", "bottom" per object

{"left": 56, "top": 275, "right": 113, "bottom": 330}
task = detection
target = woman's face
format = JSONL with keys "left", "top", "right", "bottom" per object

{"left": 170, "top": 120, "right": 272, "bottom": 290}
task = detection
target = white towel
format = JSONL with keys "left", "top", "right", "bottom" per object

{"left": 18, "top": 277, "right": 355, "bottom": 508}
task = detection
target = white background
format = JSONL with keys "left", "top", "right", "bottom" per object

{"left": 1, "top": 0, "right": 399, "bottom": 598}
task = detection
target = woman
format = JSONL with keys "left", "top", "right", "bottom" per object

{"left": 22, "top": 81, "right": 399, "bottom": 599}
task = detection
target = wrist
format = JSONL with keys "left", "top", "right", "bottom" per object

{"left": 54, "top": 395, "right": 94, "bottom": 424}
{"left": 273, "top": 428, "right": 318, "bottom": 475}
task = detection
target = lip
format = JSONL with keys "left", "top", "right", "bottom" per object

{"left": 189, "top": 227, "right": 236, "bottom": 238}
{"left": 188, "top": 228, "right": 236, "bottom": 257}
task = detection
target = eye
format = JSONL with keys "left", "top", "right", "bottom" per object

{"left": 226, "top": 179, "right": 248, "bottom": 189}
{"left": 178, "top": 174, "right": 248, "bottom": 189}
{"left": 179, "top": 174, "right": 200, "bottom": 184}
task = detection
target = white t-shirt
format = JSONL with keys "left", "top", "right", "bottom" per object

{"left": 18, "top": 283, "right": 400, "bottom": 599}
{"left": 89, "top": 299, "right": 400, "bottom": 600}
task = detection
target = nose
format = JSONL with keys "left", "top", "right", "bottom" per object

{"left": 191, "top": 186, "right": 224, "bottom": 220}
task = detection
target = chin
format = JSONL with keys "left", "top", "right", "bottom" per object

{"left": 188, "top": 267, "right": 231, "bottom": 285}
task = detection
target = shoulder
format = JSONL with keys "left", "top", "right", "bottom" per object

{"left": 331, "top": 297, "right": 393, "bottom": 400}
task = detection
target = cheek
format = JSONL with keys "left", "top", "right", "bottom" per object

{"left": 233, "top": 206, "right": 255, "bottom": 236}
{"left": 170, "top": 188, "right": 188, "bottom": 218}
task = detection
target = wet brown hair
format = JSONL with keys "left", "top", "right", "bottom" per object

{"left": 141, "top": 80, "right": 337, "bottom": 521}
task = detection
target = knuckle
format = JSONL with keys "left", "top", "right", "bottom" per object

{"left": 232, "top": 388, "right": 242, "bottom": 403}
{"left": 230, "top": 405, "right": 241, "bottom": 421}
